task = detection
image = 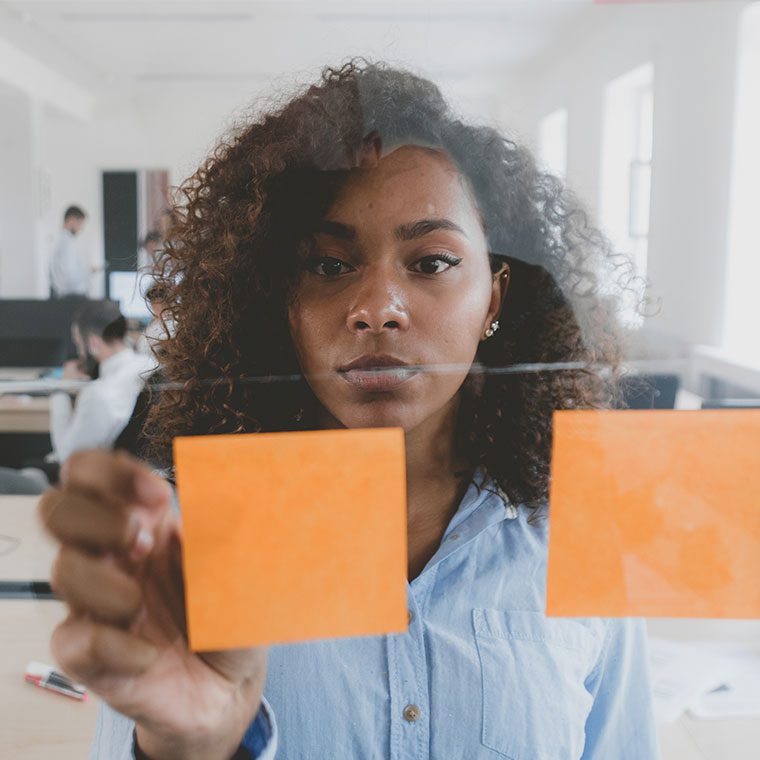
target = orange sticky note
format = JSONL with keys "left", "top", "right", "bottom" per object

{"left": 173, "top": 428, "right": 408, "bottom": 650}
{"left": 547, "top": 410, "right": 760, "bottom": 618}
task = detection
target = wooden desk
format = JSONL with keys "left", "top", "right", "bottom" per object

{"left": 0, "top": 396, "right": 51, "bottom": 434}
{"left": 0, "top": 599, "right": 100, "bottom": 758}
{"left": 0, "top": 369, "right": 43, "bottom": 381}
{"left": 0, "top": 496, "right": 56, "bottom": 581}
{"left": 0, "top": 497, "right": 99, "bottom": 758}
{"left": 2, "top": 500, "right": 758, "bottom": 758}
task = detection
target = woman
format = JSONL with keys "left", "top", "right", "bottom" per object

{"left": 40, "top": 62, "right": 657, "bottom": 759}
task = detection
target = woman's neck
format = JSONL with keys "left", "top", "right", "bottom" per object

{"left": 404, "top": 399, "right": 469, "bottom": 580}
{"left": 313, "top": 397, "right": 470, "bottom": 580}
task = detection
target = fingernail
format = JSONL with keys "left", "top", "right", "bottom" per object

{"left": 129, "top": 528, "right": 154, "bottom": 560}
{"left": 128, "top": 513, "right": 154, "bottom": 558}
{"left": 133, "top": 528, "right": 154, "bottom": 557}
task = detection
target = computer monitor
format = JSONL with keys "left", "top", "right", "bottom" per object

{"left": 617, "top": 374, "right": 680, "bottom": 410}
{"left": 108, "top": 271, "right": 152, "bottom": 321}
{"left": 0, "top": 337, "right": 67, "bottom": 367}
{"left": 701, "top": 399, "right": 760, "bottom": 409}
{"left": 0, "top": 298, "right": 118, "bottom": 368}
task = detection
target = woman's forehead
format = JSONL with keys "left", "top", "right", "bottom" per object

{"left": 323, "top": 145, "right": 483, "bottom": 233}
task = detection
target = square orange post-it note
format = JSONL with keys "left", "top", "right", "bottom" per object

{"left": 173, "top": 428, "right": 408, "bottom": 650}
{"left": 546, "top": 410, "right": 760, "bottom": 619}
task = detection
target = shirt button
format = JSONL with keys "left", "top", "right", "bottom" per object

{"left": 403, "top": 704, "right": 421, "bottom": 723}
{"left": 408, "top": 609, "right": 414, "bottom": 624}
{"left": 447, "top": 532, "right": 460, "bottom": 541}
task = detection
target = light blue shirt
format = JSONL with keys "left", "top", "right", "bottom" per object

{"left": 91, "top": 475, "right": 659, "bottom": 759}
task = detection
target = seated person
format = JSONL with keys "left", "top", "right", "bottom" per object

{"left": 0, "top": 466, "right": 48, "bottom": 495}
{"left": 49, "top": 301, "right": 154, "bottom": 463}
{"left": 137, "top": 230, "right": 164, "bottom": 275}
{"left": 136, "top": 283, "right": 174, "bottom": 359}
{"left": 112, "top": 368, "right": 163, "bottom": 462}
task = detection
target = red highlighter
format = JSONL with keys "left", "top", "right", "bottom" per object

{"left": 24, "top": 661, "right": 88, "bottom": 701}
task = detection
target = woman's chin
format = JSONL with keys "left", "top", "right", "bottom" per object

{"left": 330, "top": 404, "right": 422, "bottom": 433}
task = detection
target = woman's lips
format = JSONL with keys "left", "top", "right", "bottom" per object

{"left": 338, "top": 354, "right": 420, "bottom": 392}
{"left": 340, "top": 366, "right": 420, "bottom": 392}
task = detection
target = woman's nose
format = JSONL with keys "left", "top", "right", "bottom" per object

{"left": 346, "top": 270, "right": 410, "bottom": 334}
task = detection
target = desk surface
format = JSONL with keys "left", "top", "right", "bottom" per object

{"left": 0, "top": 396, "right": 51, "bottom": 434}
{"left": 0, "top": 497, "right": 99, "bottom": 758}
{"left": 0, "top": 496, "right": 56, "bottom": 581}
{"left": 0, "top": 599, "right": 100, "bottom": 759}
{"left": 1, "top": 498, "right": 759, "bottom": 758}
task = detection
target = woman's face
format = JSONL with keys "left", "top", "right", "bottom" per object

{"left": 288, "top": 145, "right": 504, "bottom": 433}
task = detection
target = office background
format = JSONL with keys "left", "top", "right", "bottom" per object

{"left": 1, "top": 2, "right": 760, "bottom": 759}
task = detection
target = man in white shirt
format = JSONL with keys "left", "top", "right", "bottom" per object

{"left": 137, "top": 230, "right": 164, "bottom": 275}
{"left": 50, "top": 205, "right": 90, "bottom": 297}
{"left": 50, "top": 301, "right": 155, "bottom": 463}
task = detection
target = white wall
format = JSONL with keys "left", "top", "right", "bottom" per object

{"left": 39, "top": 73, "right": 497, "bottom": 299}
{"left": 724, "top": 2, "right": 760, "bottom": 361}
{"left": 498, "top": 2, "right": 747, "bottom": 351}
{"left": 42, "top": 82, "right": 261, "bottom": 295}
{"left": 0, "top": 83, "right": 38, "bottom": 297}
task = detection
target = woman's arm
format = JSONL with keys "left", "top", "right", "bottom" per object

{"left": 40, "top": 450, "right": 269, "bottom": 760}
{"left": 581, "top": 618, "right": 661, "bottom": 759}
{"left": 89, "top": 699, "right": 278, "bottom": 760}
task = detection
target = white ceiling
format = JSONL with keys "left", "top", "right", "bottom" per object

{"left": 0, "top": 0, "right": 596, "bottom": 94}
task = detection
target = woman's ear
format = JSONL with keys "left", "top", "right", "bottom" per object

{"left": 483, "top": 261, "right": 510, "bottom": 336}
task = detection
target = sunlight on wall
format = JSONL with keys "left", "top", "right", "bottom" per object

{"left": 723, "top": 3, "right": 760, "bottom": 363}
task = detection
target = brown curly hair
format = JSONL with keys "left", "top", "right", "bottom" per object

{"left": 147, "top": 60, "right": 630, "bottom": 507}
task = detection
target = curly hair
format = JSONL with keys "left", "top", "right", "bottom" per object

{"left": 147, "top": 60, "right": 630, "bottom": 507}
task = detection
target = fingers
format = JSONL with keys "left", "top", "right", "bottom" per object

{"left": 38, "top": 450, "right": 171, "bottom": 556}
{"left": 51, "top": 546, "right": 142, "bottom": 626}
{"left": 62, "top": 450, "right": 171, "bottom": 510}
{"left": 52, "top": 614, "right": 159, "bottom": 683}
{"left": 39, "top": 488, "right": 140, "bottom": 553}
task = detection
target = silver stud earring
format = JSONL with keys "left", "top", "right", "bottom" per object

{"left": 484, "top": 320, "right": 500, "bottom": 339}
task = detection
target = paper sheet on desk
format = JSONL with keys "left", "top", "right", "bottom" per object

{"left": 173, "top": 428, "right": 408, "bottom": 651}
{"left": 649, "top": 637, "right": 760, "bottom": 722}
{"left": 647, "top": 637, "right": 725, "bottom": 723}
{"left": 546, "top": 410, "right": 760, "bottom": 618}
{"left": 689, "top": 646, "right": 760, "bottom": 719}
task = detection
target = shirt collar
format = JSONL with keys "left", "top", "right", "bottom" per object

{"left": 98, "top": 347, "right": 134, "bottom": 378}
{"left": 414, "top": 471, "right": 519, "bottom": 581}
{"left": 445, "top": 469, "right": 518, "bottom": 535}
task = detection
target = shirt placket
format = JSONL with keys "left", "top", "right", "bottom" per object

{"left": 387, "top": 572, "right": 435, "bottom": 760}
{"left": 385, "top": 487, "right": 517, "bottom": 760}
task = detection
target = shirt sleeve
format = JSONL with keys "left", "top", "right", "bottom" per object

{"left": 581, "top": 618, "right": 661, "bottom": 760}
{"left": 50, "top": 236, "right": 89, "bottom": 296}
{"left": 50, "top": 387, "right": 118, "bottom": 463}
{"left": 49, "top": 392, "right": 74, "bottom": 461}
{"left": 90, "top": 699, "right": 278, "bottom": 760}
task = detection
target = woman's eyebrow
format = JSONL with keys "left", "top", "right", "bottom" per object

{"left": 311, "top": 217, "right": 467, "bottom": 241}
{"left": 394, "top": 218, "right": 468, "bottom": 241}
{"left": 312, "top": 220, "right": 355, "bottom": 240}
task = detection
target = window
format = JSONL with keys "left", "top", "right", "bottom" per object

{"left": 537, "top": 108, "right": 568, "bottom": 179}
{"left": 723, "top": 4, "right": 760, "bottom": 362}
{"left": 599, "top": 63, "right": 654, "bottom": 327}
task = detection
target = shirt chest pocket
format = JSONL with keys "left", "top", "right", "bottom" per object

{"left": 473, "top": 608, "right": 603, "bottom": 760}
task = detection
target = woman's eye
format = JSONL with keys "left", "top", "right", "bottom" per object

{"left": 410, "top": 254, "right": 462, "bottom": 275}
{"left": 304, "top": 256, "right": 354, "bottom": 277}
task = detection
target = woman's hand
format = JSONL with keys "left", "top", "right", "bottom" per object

{"left": 38, "top": 450, "right": 267, "bottom": 760}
